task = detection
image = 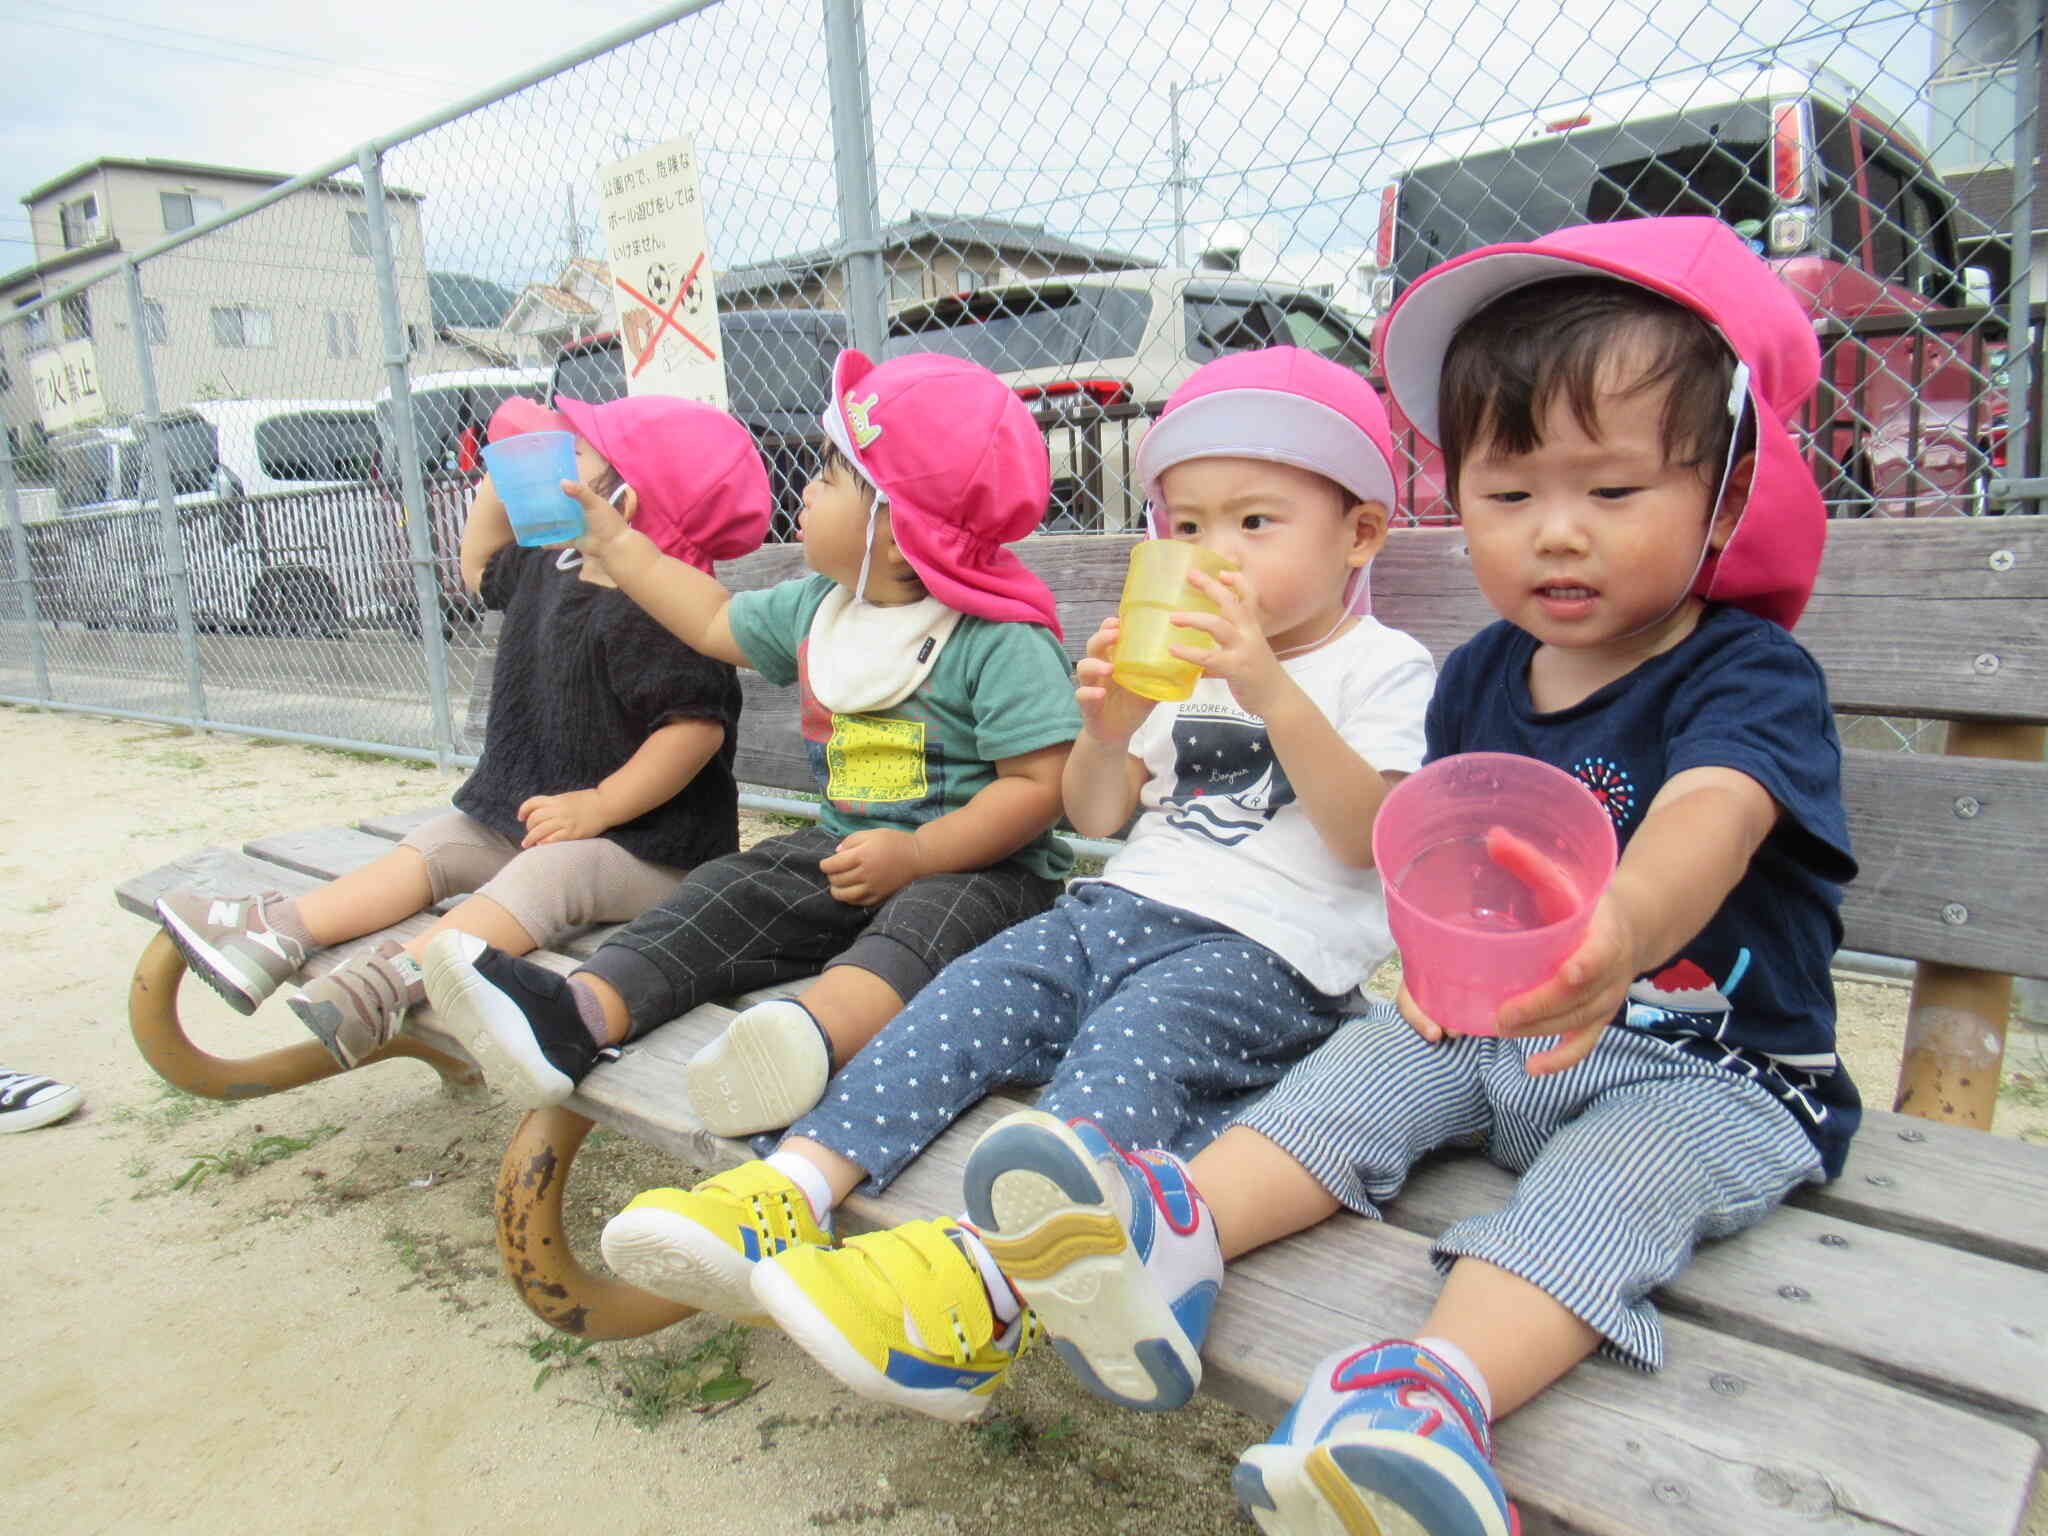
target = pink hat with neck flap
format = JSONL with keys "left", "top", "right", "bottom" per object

{"left": 553, "top": 394, "right": 772, "bottom": 573}
{"left": 821, "top": 349, "right": 1062, "bottom": 639}
{"left": 1377, "top": 216, "right": 1825, "bottom": 629}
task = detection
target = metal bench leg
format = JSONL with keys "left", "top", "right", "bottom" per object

{"left": 495, "top": 1105, "right": 694, "bottom": 1339}
{"left": 129, "top": 930, "right": 484, "bottom": 1100}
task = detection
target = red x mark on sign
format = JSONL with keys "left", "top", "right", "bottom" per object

{"left": 616, "top": 252, "right": 716, "bottom": 379}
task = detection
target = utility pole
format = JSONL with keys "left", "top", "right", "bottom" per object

{"left": 564, "top": 185, "right": 584, "bottom": 263}
{"left": 1169, "top": 77, "right": 1223, "bottom": 267}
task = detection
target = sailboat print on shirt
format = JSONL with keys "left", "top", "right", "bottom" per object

{"left": 1162, "top": 710, "right": 1297, "bottom": 847}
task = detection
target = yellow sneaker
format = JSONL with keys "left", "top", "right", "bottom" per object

{"left": 599, "top": 1160, "right": 833, "bottom": 1323}
{"left": 751, "top": 1218, "right": 1040, "bottom": 1423}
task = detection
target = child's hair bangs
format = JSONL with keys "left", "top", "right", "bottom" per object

{"left": 1439, "top": 276, "right": 1740, "bottom": 491}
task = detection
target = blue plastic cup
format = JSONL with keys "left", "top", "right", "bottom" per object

{"left": 481, "top": 431, "right": 584, "bottom": 547}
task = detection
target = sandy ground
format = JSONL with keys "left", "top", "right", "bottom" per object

{"left": 2, "top": 703, "right": 2043, "bottom": 1535}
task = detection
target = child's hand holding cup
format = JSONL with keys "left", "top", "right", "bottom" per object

{"left": 1110, "top": 540, "right": 1240, "bottom": 702}
{"left": 479, "top": 431, "right": 584, "bottom": 547}
{"left": 1372, "top": 753, "right": 1618, "bottom": 1037}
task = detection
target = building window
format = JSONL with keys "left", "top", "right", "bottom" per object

{"left": 143, "top": 299, "right": 168, "bottom": 345}
{"left": 325, "top": 311, "right": 360, "bottom": 358}
{"left": 406, "top": 322, "right": 425, "bottom": 352}
{"left": 160, "top": 190, "right": 226, "bottom": 233}
{"left": 59, "top": 194, "right": 101, "bottom": 250}
{"left": 1930, "top": 69, "right": 2019, "bottom": 172}
{"left": 60, "top": 293, "right": 91, "bottom": 342}
{"left": 347, "top": 210, "right": 373, "bottom": 257}
{"left": 210, "top": 305, "right": 275, "bottom": 348}
{"left": 19, "top": 300, "right": 49, "bottom": 350}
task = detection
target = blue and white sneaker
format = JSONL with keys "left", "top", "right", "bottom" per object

{"left": 962, "top": 1109, "right": 1221, "bottom": 1411}
{"left": 1234, "top": 1340, "right": 1517, "bottom": 1536}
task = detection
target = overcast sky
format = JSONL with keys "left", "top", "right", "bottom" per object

{"left": 0, "top": 0, "right": 1939, "bottom": 288}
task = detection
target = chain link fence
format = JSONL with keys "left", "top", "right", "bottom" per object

{"left": 3, "top": 0, "right": 2040, "bottom": 764}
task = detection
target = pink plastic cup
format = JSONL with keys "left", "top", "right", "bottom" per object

{"left": 1372, "top": 752, "right": 1618, "bottom": 1036}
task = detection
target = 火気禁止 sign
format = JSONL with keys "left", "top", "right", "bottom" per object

{"left": 31, "top": 338, "right": 104, "bottom": 433}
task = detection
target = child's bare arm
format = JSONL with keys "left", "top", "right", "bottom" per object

{"left": 517, "top": 718, "right": 727, "bottom": 847}
{"left": 459, "top": 474, "right": 514, "bottom": 595}
{"left": 1485, "top": 765, "right": 1780, "bottom": 1073}
{"left": 561, "top": 480, "right": 750, "bottom": 668}
{"left": 1063, "top": 616, "right": 1152, "bottom": 837}
{"left": 817, "top": 742, "right": 1071, "bottom": 907}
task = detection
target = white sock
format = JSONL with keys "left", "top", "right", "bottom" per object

{"left": 951, "top": 1217, "right": 1021, "bottom": 1325}
{"left": 1416, "top": 1335, "right": 1494, "bottom": 1423}
{"left": 765, "top": 1150, "right": 836, "bottom": 1229}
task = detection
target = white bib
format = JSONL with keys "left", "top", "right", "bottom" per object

{"left": 804, "top": 587, "right": 962, "bottom": 714}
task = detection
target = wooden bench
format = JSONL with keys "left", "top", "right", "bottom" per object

{"left": 116, "top": 521, "right": 2048, "bottom": 1534}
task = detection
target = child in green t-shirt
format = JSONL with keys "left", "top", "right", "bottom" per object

{"left": 420, "top": 350, "right": 1080, "bottom": 1132}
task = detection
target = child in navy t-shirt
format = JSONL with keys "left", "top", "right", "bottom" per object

{"left": 955, "top": 219, "right": 1859, "bottom": 1536}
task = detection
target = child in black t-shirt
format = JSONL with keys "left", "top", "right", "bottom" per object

{"left": 153, "top": 395, "right": 770, "bottom": 1070}
{"left": 959, "top": 219, "right": 1859, "bottom": 1536}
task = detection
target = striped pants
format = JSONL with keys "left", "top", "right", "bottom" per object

{"left": 1236, "top": 1002, "right": 1824, "bottom": 1368}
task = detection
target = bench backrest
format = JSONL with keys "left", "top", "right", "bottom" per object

{"left": 715, "top": 519, "right": 2048, "bottom": 981}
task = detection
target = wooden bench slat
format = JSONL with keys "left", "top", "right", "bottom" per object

{"left": 242, "top": 826, "right": 402, "bottom": 882}
{"left": 1362, "top": 521, "right": 2048, "bottom": 724}
{"left": 1838, "top": 750, "right": 2048, "bottom": 975}
{"left": 1382, "top": 1148, "right": 2048, "bottom": 1437}
{"left": 356, "top": 806, "right": 451, "bottom": 842}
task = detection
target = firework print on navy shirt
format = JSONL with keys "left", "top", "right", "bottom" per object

{"left": 1162, "top": 705, "right": 1298, "bottom": 848}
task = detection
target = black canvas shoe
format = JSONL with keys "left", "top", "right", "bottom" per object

{"left": 0, "top": 1071, "right": 83, "bottom": 1132}
{"left": 420, "top": 932, "right": 617, "bottom": 1108}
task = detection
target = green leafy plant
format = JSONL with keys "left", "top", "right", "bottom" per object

{"left": 174, "top": 1126, "right": 338, "bottom": 1192}
{"left": 526, "top": 1332, "right": 599, "bottom": 1390}
{"left": 608, "top": 1323, "right": 757, "bottom": 1429}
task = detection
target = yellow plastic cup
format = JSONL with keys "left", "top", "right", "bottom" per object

{"left": 1111, "top": 540, "right": 1239, "bottom": 702}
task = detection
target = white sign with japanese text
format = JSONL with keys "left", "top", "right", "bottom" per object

{"left": 31, "top": 338, "right": 104, "bottom": 433}
{"left": 597, "top": 138, "right": 725, "bottom": 408}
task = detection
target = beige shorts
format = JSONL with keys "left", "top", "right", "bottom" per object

{"left": 398, "top": 809, "right": 685, "bottom": 948}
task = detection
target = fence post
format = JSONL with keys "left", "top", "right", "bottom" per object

{"left": 2006, "top": 0, "right": 2042, "bottom": 498}
{"left": 357, "top": 144, "right": 457, "bottom": 770}
{"left": 823, "top": 0, "right": 888, "bottom": 358}
{"left": 125, "top": 260, "right": 206, "bottom": 726}
{"left": 1, "top": 423, "right": 53, "bottom": 702}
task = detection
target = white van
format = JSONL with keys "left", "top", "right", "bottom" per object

{"left": 41, "top": 400, "right": 401, "bottom": 636}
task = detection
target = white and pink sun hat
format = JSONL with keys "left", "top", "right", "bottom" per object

{"left": 1133, "top": 346, "right": 1399, "bottom": 615}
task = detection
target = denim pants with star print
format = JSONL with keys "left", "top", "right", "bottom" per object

{"left": 768, "top": 881, "right": 1349, "bottom": 1194}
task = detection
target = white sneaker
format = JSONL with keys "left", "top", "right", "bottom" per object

{"left": 685, "top": 998, "right": 831, "bottom": 1137}
{"left": 0, "top": 1071, "right": 83, "bottom": 1133}
{"left": 962, "top": 1110, "right": 1222, "bottom": 1411}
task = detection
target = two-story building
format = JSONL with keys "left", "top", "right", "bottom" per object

{"left": 0, "top": 157, "right": 497, "bottom": 450}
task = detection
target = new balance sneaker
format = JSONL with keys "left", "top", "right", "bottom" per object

{"left": 420, "top": 931, "right": 615, "bottom": 1108}
{"left": 1233, "top": 1341, "right": 1517, "bottom": 1536}
{"left": 0, "top": 1070, "right": 82, "bottom": 1133}
{"left": 686, "top": 998, "right": 832, "bottom": 1137}
{"left": 962, "top": 1110, "right": 1220, "bottom": 1411}
{"left": 601, "top": 1161, "right": 834, "bottom": 1322}
{"left": 155, "top": 888, "right": 307, "bottom": 1015}
{"left": 287, "top": 939, "right": 422, "bottom": 1069}
{"left": 751, "top": 1217, "right": 1040, "bottom": 1424}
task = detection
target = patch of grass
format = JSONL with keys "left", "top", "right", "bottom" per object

{"left": 26, "top": 895, "right": 63, "bottom": 915}
{"left": 1999, "top": 1068, "right": 2048, "bottom": 1110}
{"left": 174, "top": 1125, "right": 338, "bottom": 1192}
{"left": 608, "top": 1322, "right": 759, "bottom": 1429}
{"left": 526, "top": 1332, "right": 600, "bottom": 1391}
{"left": 151, "top": 751, "right": 210, "bottom": 773}
{"left": 972, "top": 1411, "right": 1080, "bottom": 1459}
{"left": 535, "top": 1323, "right": 760, "bottom": 1430}
{"left": 111, "top": 1084, "right": 232, "bottom": 1138}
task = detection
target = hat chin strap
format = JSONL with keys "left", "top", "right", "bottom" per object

{"left": 1613, "top": 363, "right": 1750, "bottom": 645}
{"left": 852, "top": 487, "right": 884, "bottom": 607}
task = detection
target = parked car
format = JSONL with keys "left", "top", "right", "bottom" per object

{"left": 882, "top": 269, "right": 1377, "bottom": 529}
{"left": 1373, "top": 64, "right": 2005, "bottom": 518}
{"left": 40, "top": 400, "right": 394, "bottom": 636}
{"left": 551, "top": 307, "right": 850, "bottom": 540}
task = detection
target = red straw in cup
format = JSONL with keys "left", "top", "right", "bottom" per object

{"left": 1372, "top": 753, "right": 1618, "bottom": 1036}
